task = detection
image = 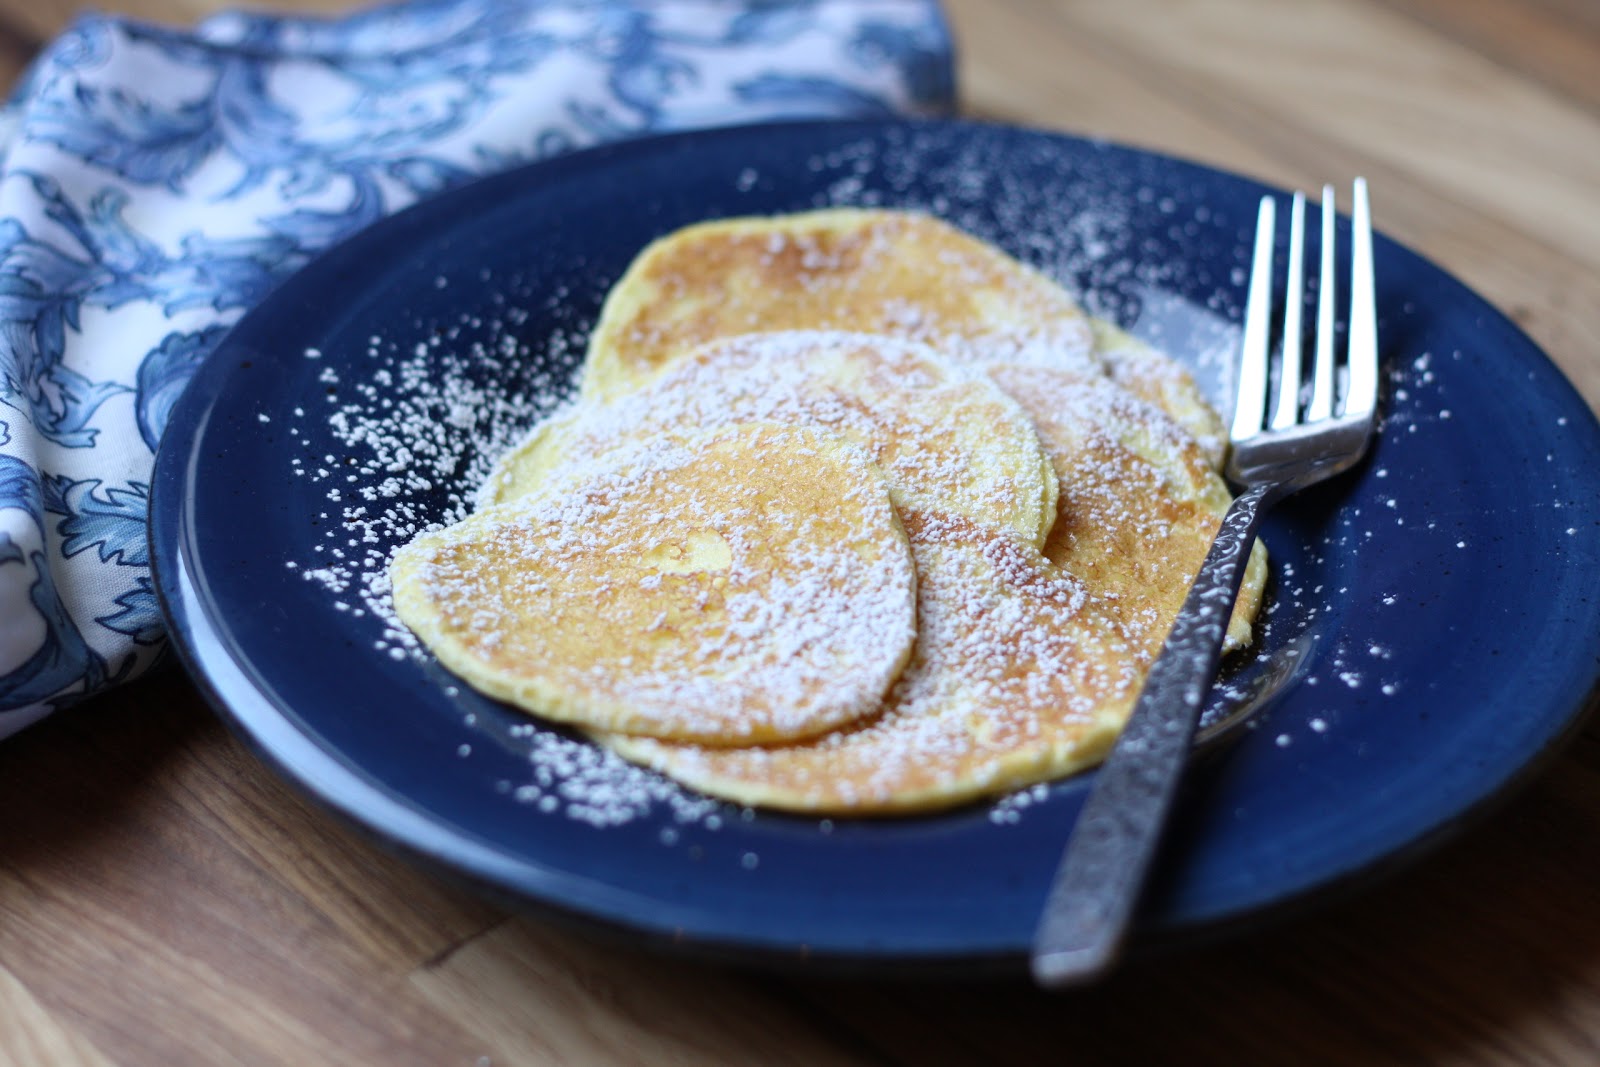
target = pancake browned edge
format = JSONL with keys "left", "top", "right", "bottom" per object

{"left": 598, "top": 363, "right": 1266, "bottom": 815}
{"left": 436, "top": 209, "right": 1270, "bottom": 814}
{"left": 604, "top": 510, "right": 1144, "bottom": 814}
{"left": 1089, "top": 317, "right": 1228, "bottom": 470}
{"left": 986, "top": 361, "right": 1265, "bottom": 656}
{"left": 579, "top": 207, "right": 1222, "bottom": 461}
{"left": 579, "top": 207, "right": 1102, "bottom": 399}
{"left": 391, "top": 423, "right": 919, "bottom": 746}
{"left": 481, "top": 329, "right": 1060, "bottom": 551}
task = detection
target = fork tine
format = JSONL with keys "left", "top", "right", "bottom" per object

{"left": 1230, "top": 195, "right": 1275, "bottom": 441}
{"left": 1270, "top": 192, "right": 1307, "bottom": 430}
{"left": 1306, "top": 184, "right": 1338, "bottom": 421}
{"left": 1344, "top": 178, "right": 1378, "bottom": 418}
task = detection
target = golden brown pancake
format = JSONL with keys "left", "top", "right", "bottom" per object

{"left": 391, "top": 207, "right": 1270, "bottom": 815}
{"left": 596, "top": 369, "right": 1265, "bottom": 815}
{"left": 985, "top": 361, "right": 1265, "bottom": 655}
{"left": 391, "top": 424, "right": 918, "bottom": 745}
{"left": 578, "top": 208, "right": 1223, "bottom": 475}
{"left": 1089, "top": 318, "right": 1227, "bottom": 470}
{"left": 605, "top": 511, "right": 1143, "bottom": 814}
{"left": 579, "top": 208, "right": 1102, "bottom": 402}
{"left": 482, "top": 330, "right": 1059, "bottom": 550}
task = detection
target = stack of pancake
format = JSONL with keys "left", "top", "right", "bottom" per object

{"left": 391, "top": 208, "right": 1266, "bottom": 815}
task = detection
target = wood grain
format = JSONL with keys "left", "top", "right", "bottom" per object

{"left": 946, "top": 0, "right": 1600, "bottom": 406}
{"left": 1375, "top": 0, "right": 1600, "bottom": 114}
{"left": 0, "top": 965, "right": 115, "bottom": 1067}
{"left": 411, "top": 920, "right": 880, "bottom": 1067}
{"left": 1, "top": 0, "right": 1597, "bottom": 1063}
{"left": 1061, "top": 0, "right": 1600, "bottom": 273}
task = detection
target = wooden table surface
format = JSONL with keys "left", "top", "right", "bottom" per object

{"left": 3, "top": 0, "right": 1599, "bottom": 1064}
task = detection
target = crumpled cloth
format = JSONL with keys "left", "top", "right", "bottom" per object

{"left": 0, "top": 0, "right": 955, "bottom": 737}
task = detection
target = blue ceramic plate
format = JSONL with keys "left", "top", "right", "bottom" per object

{"left": 151, "top": 120, "right": 1600, "bottom": 972}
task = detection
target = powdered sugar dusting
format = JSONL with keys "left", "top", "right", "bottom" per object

{"left": 280, "top": 292, "right": 750, "bottom": 829}
{"left": 296, "top": 305, "right": 579, "bottom": 659}
{"left": 396, "top": 425, "right": 918, "bottom": 743}
{"left": 275, "top": 126, "right": 1443, "bottom": 830}
{"left": 612, "top": 511, "right": 1146, "bottom": 813}
{"left": 487, "top": 330, "right": 1057, "bottom": 548}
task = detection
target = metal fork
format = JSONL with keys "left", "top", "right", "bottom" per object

{"left": 1031, "top": 179, "right": 1379, "bottom": 988}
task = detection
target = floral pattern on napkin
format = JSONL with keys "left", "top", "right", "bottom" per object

{"left": 0, "top": 0, "right": 954, "bottom": 736}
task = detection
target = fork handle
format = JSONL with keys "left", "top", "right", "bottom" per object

{"left": 1031, "top": 482, "right": 1274, "bottom": 988}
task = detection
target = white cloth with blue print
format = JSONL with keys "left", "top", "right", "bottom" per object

{"left": 0, "top": 0, "right": 955, "bottom": 737}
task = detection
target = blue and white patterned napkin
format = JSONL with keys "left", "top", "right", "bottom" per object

{"left": 0, "top": 0, "right": 955, "bottom": 738}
